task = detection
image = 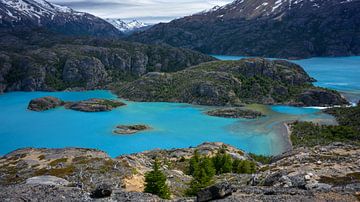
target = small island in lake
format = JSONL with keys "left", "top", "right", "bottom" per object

{"left": 113, "top": 124, "right": 152, "bottom": 135}
{"left": 28, "top": 97, "right": 125, "bottom": 112}
{"left": 206, "top": 107, "right": 264, "bottom": 119}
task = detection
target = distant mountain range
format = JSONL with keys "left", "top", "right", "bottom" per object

{"left": 105, "top": 18, "right": 152, "bottom": 34}
{"left": 0, "top": 0, "right": 121, "bottom": 37}
{"left": 130, "top": 0, "right": 360, "bottom": 58}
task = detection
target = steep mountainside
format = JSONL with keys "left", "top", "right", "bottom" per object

{"left": 116, "top": 58, "right": 348, "bottom": 107}
{"left": 0, "top": 30, "right": 215, "bottom": 93}
{"left": 130, "top": 0, "right": 360, "bottom": 58}
{"left": 0, "top": 0, "right": 121, "bottom": 36}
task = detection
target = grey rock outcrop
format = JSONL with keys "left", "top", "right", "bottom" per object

{"left": 196, "top": 182, "right": 237, "bottom": 202}
{"left": 63, "top": 57, "right": 109, "bottom": 89}
{"left": 297, "top": 89, "right": 349, "bottom": 107}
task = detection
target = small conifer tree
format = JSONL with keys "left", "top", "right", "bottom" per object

{"left": 144, "top": 159, "right": 171, "bottom": 199}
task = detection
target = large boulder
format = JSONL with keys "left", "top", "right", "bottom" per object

{"left": 196, "top": 182, "right": 237, "bottom": 202}
{"left": 90, "top": 184, "right": 112, "bottom": 198}
{"left": 28, "top": 96, "right": 63, "bottom": 111}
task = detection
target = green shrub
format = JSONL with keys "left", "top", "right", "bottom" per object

{"left": 232, "top": 159, "right": 256, "bottom": 174}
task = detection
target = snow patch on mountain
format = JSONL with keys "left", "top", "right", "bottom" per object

{"left": 105, "top": 18, "right": 149, "bottom": 33}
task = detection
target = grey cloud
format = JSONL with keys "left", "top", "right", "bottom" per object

{"left": 48, "top": 0, "right": 234, "bottom": 23}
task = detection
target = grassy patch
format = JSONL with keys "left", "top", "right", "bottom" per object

{"left": 49, "top": 158, "right": 68, "bottom": 166}
{"left": 249, "top": 153, "right": 272, "bottom": 164}
{"left": 319, "top": 172, "right": 360, "bottom": 186}
{"left": 35, "top": 166, "right": 75, "bottom": 178}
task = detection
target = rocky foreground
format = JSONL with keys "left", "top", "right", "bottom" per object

{"left": 0, "top": 142, "right": 359, "bottom": 201}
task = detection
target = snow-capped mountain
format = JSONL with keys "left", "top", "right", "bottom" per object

{"left": 0, "top": 0, "right": 121, "bottom": 36}
{"left": 105, "top": 18, "right": 151, "bottom": 33}
{"left": 131, "top": 0, "right": 360, "bottom": 58}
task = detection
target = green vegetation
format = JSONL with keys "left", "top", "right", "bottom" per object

{"left": 212, "top": 146, "right": 233, "bottom": 174}
{"left": 35, "top": 166, "right": 75, "bottom": 178}
{"left": 324, "top": 106, "right": 360, "bottom": 132}
{"left": 232, "top": 159, "right": 256, "bottom": 174}
{"left": 185, "top": 148, "right": 257, "bottom": 196}
{"left": 291, "top": 122, "right": 359, "bottom": 147}
{"left": 249, "top": 153, "right": 272, "bottom": 164}
{"left": 144, "top": 159, "right": 171, "bottom": 199}
{"left": 186, "top": 151, "right": 216, "bottom": 196}
{"left": 291, "top": 105, "right": 360, "bottom": 148}
{"left": 49, "top": 158, "right": 68, "bottom": 166}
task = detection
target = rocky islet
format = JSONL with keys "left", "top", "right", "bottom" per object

{"left": 28, "top": 96, "right": 126, "bottom": 112}
{"left": 113, "top": 124, "right": 152, "bottom": 135}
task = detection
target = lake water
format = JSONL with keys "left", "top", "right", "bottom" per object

{"left": 0, "top": 56, "right": 358, "bottom": 157}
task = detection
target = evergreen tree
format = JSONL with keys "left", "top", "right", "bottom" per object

{"left": 212, "top": 149, "right": 232, "bottom": 174}
{"left": 144, "top": 159, "right": 171, "bottom": 199}
{"left": 186, "top": 152, "right": 216, "bottom": 196}
{"left": 188, "top": 150, "right": 200, "bottom": 176}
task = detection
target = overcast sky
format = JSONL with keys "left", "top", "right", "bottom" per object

{"left": 47, "top": 0, "right": 233, "bottom": 23}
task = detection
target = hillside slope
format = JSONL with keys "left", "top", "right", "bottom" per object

{"left": 130, "top": 0, "right": 360, "bottom": 58}
{"left": 116, "top": 58, "right": 348, "bottom": 107}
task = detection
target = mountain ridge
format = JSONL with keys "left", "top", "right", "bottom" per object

{"left": 0, "top": 0, "right": 122, "bottom": 37}
{"left": 130, "top": 0, "right": 360, "bottom": 58}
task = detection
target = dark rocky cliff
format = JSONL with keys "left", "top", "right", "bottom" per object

{"left": 0, "top": 30, "right": 215, "bottom": 93}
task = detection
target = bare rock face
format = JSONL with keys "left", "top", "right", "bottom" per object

{"left": 27, "top": 96, "right": 63, "bottom": 111}
{"left": 62, "top": 57, "right": 109, "bottom": 89}
{"left": 26, "top": 175, "right": 70, "bottom": 186}
{"left": 65, "top": 99, "right": 126, "bottom": 112}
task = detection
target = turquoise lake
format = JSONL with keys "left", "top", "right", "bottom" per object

{"left": 0, "top": 56, "right": 359, "bottom": 157}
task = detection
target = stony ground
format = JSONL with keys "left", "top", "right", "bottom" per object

{"left": 0, "top": 142, "right": 359, "bottom": 201}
